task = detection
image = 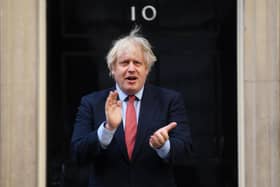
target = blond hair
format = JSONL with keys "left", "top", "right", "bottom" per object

{"left": 106, "top": 27, "right": 157, "bottom": 76}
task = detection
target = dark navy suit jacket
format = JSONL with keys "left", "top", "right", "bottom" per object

{"left": 71, "top": 84, "right": 192, "bottom": 187}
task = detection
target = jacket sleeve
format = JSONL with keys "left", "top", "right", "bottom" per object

{"left": 168, "top": 92, "right": 193, "bottom": 165}
{"left": 71, "top": 95, "right": 103, "bottom": 164}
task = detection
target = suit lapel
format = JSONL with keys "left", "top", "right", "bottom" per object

{"left": 114, "top": 121, "right": 130, "bottom": 161}
{"left": 132, "top": 85, "right": 157, "bottom": 160}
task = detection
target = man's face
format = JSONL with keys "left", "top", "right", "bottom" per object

{"left": 112, "top": 43, "right": 149, "bottom": 95}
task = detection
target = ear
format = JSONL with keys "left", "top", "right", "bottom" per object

{"left": 145, "top": 65, "right": 150, "bottom": 75}
{"left": 110, "top": 63, "right": 115, "bottom": 76}
{"left": 110, "top": 69, "right": 115, "bottom": 78}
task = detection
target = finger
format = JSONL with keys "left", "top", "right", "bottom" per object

{"left": 153, "top": 132, "right": 166, "bottom": 145}
{"left": 109, "top": 91, "right": 115, "bottom": 104}
{"left": 117, "top": 100, "right": 122, "bottom": 107}
{"left": 112, "top": 90, "right": 118, "bottom": 99}
{"left": 149, "top": 137, "right": 154, "bottom": 148}
{"left": 107, "top": 91, "right": 118, "bottom": 106}
{"left": 149, "top": 137, "right": 157, "bottom": 148}
{"left": 107, "top": 91, "right": 112, "bottom": 100}
{"left": 105, "top": 91, "right": 113, "bottom": 108}
{"left": 150, "top": 135, "right": 161, "bottom": 148}
{"left": 158, "top": 130, "right": 169, "bottom": 141}
{"left": 111, "top": 91, "right": 119, "bottom": 104}
{"left": 163, "top": 122, "right": 177, "bottom": 132}
{"left": 154, "top": 130, "right": 169, "bottom": 142}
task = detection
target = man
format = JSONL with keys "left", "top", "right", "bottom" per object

{"left": 71, "top": 27, "right": 192, "bottom": 187}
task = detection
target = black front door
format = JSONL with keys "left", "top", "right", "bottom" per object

{"left": 47, "top": 0, "right": 237, "bottom": 186}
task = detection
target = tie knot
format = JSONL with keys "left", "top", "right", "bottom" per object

{"left": 128, "top": 95, "right": 136, "bottom": 103}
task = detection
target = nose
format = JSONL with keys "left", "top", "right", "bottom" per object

{"left": 127, "top": 61, "right": 136, "bottom": 72}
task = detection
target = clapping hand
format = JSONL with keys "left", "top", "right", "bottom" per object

{"left": 149, "top": 122, "right": 177, "bottom": 149}
{"left": 105, "top": 91, "right": 122, "bottom": 130}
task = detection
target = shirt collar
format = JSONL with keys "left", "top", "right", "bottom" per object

{"left": 116, "top": 84, "right": 144, "bottom": 101}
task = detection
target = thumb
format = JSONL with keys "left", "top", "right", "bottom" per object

{"left": 163, "top": 122, "right": 177, "bottom": 132}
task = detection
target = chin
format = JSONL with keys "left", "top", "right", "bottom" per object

{"left": 126, "top": 90, "right": 136, "bottom": 95}
{"left": 124, "top": 88, "right": 137, "bottom": 95}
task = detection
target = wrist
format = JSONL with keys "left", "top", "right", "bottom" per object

{"left": 105, "top": 122, "right": 115, "bottom": 131}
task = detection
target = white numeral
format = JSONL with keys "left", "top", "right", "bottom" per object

{"left": 130, "top": 5, "right": 157, "bottom": 21}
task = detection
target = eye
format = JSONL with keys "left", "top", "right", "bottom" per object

{"left": 119, "top": 60, "right": 129, "bottom": 66}
{"left": 134, "top": 61, "right": 143, "bottom": 66}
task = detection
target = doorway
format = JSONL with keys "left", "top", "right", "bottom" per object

{"left": 47, "top": 0, "right": 237, "bottom": 186}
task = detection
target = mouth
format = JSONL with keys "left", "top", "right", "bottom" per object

{"left": 125, "top": 76, "right": 137, "bottom": 81}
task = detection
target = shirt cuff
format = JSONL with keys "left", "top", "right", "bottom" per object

{"left": 155, "top": 140, "right": 170, "bottom": 159}
{"left": 97, "top": 122, "right": 116, "bottom": 149}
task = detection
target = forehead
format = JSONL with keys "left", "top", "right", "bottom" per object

{"left": 116, "top": 42, "right": 145, "bottom": 62}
